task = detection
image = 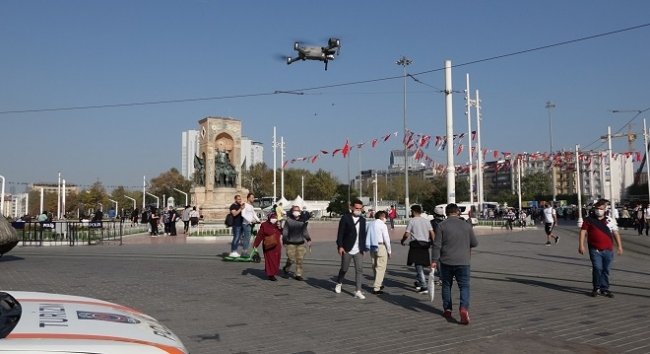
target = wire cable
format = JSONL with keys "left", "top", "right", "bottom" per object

{"left": 1, "top": 22, "right": 648, "bottom": 116}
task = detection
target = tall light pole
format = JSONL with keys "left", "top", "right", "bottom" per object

{"left": 396, "top": 56, "right": 412, "bottom": 209}
{"left": 465, "top": 74, "right": 474, "bottom": 205}
{"left": 0, "top": 174, "right": 5, "bottom": 216}
{"left": 576, "top": 144, "right": 583, "bottom": 228}
{"left": 644, "top": 118, "right": 650, "bottom": 203}
{"left": 172, "top": 188, "right": 188, "bottom": 206}
{"left": 545, "top": 101, "right": 557, "bottom": 202}
{"left": 124, "top": 195, "right": 137, "bottom": 210}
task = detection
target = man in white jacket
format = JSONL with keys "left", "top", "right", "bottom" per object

{"left": 241, "top": 193, "right": 261, "bottom": 257}
{"left": 365, "top": 210, "right": 392, "bottom": 295}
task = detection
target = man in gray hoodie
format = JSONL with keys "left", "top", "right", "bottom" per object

{"left": 431, "top": 203, "right": 478, "bottom": 325}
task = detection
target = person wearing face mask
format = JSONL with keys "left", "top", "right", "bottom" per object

{"left": 579, "top": 199, "right": 623, "bottom": 297}
{"left": 253, "top": 212, "right": 283, "bottom": 281}
{"left": 401, "top": 204, "right": 435, "bottom": 295}
{"left": 334, "top": 199, "right": 368, "bottom": 299}
{"left": 281, "top": 205, "right": 312, "bottom": 281}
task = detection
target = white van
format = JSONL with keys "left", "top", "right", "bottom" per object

{"left": 435, "top": 203, "right": 478, "bottom": 226}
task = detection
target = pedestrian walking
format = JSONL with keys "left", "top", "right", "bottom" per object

{"left": 241, "top": 193, "right": 260, "bottom": 257}
{"left": 253, "top": 212, "right": 282, "bottom": 281}
{"left": 282, "top": 205, "right": 311, "bottom": 281}
{"left": 228, "top": 195, "right": 244, "bottom": 257}
{"left": 633, "top": 202, "right": 644, "bottom": 235}
{"left": 388, "top": 205, "right": 397, "bottom": 230}
{"left": 181, "top": 205, "right": 191, "bottom": 234}
{"left": 334, "top": 199, "right": 367, "bottom": 299}
{"left": 365, "top": 210, "right": 391, "bottom": 295}
{"left": 578, "top": 199, "right": 624, "bottom": 297}
{"left": 149, "top": 209, "right": 160, "bottom": 236}
{"left": 400, "top": 204, "right": 435, "bottom": 295}
{"left": 431, "top": 203, "right": 478, "bottom": 325}
{"left": 543, "top": 203, "right": 559, "bottom": 245}
{"left": 189, "top": 206, "right": 200, "bottom": 235}
{"left": 168, "top": 207, "right": 178, "bottom": 236}
{"left": 505, "top": 208, "right": 515, "bottom": 230}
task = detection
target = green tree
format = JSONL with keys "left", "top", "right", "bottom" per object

{"left": 522, "top": 172, "right": 551, "bottom": 201}
{"left": 327, "top": 184, "right": 357, "bottom": 216}
{"left": 305, "top": 169, "right": 338, "bottom": 200}
{"left": 149, "top": 168, "right": 192, "bottom": 207}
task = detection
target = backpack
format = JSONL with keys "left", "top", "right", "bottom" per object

{"left": 225, "top": 213, "right": 234, "bottom": 227}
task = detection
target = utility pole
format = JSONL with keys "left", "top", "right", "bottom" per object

{"left": 465, "top": 74, "right": 474, "bottom": 205}
{"left": 445, "top": 60, "right": 456, "bottom": 203}
{"left": 273, "top": 127, "right": 277, "bottom": 203}
{"left": 545, "top": 101, "right": 557, "bottom": 202}
{"left": 396, "top": 56, "right": 412, "bottom": 209}
{"left": 476, "top": 90, "right": 484, "bottom": 212}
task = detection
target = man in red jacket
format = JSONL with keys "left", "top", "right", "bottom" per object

{"left": 579, "top": 199, "right": 623, "bottom": 298}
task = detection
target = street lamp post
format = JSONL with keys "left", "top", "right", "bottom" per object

{"left": 0, "top": 174, "right": 5, "bottom": 216}
{"left": 124, "top": 195, "right": 137, "bottom": 210}
{"left": 545, "top": 101, "right": 556, "bottom": 202}
{"left": 172, "top": 188, "right": 188, "bottom": 206}
{"left": 145, "top": 192, "right": 159, "bottom": 209}
{"left": 396, "top": 56, "right": 412, "bottom": 209}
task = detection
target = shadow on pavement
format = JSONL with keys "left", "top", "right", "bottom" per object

{"left": 0, "top": 255, "right": 24, "bottom": 262}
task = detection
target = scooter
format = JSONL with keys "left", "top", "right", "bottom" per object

{"left": 222, "top": 247, "right": 261, "bottom": 263}
{"left": 222, "top": 227, "right": 261, "bottom": 263}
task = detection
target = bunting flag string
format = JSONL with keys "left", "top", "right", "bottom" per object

{"left": 283, "top": 131, "right": 398, "bottom": 167}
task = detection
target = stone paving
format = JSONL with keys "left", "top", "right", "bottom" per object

{"left": 1, "top": 220, "right": 649, "bottom": 353}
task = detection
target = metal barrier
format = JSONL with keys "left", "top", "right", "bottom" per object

{"left": 10, "top": 220, "right": 132, "bottom": 246}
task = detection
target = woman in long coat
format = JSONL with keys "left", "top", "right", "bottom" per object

{"left": 253, "top": 212, "right": 282, "bottom": 281}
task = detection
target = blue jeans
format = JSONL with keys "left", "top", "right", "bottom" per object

{"left": 230, "top": 225, "right": 243, "bottom": 252}
{"left": 415, "top": 265, "right": 427, "bottom": 290}
{"left": 440, "top": 264, "right": 471, "bottom": 311}
{"left": 241, "top": 224, "right": 253, "bottom": 255}
{"left": 588, "top": 248, "right": 613, "bottom": 291}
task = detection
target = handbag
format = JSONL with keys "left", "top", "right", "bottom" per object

{"left": 263, "top": 235, "right": 278, "bottom": 250}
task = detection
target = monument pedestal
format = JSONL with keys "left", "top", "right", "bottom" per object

{"left": 191, "top": 187, "right": 249, "bottom": 221}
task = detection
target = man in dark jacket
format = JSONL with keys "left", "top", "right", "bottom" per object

{"left": 282, "top": 205, "right": 311, "bottom": 281}
{"left": 432, "top": 203, "right": 478, "bottom": 325}
{"left": 334, "top": 199, "right": 367, "bottom": 299}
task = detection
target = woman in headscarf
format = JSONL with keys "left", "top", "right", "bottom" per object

{"left": 253, "top": 211, "right": 283, "bottom": 281}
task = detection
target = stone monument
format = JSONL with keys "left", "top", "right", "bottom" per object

{"left": 190, "top": 117, "right": 248, "bottom": 221}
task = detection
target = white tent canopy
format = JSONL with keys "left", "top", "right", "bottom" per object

{"left": 290, "top": 195, "right": 305, "bottom": 208}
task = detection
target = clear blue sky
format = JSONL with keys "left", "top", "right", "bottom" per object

{"left": 1, "top": 0, "right": 649, "bottom": 193}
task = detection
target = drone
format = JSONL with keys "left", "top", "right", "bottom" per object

{"left": 286, "top": 37, "right": 341, "bottom": 70}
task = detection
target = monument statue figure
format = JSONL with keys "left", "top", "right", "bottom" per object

{"left": 193, "top": 154, "right": 205, "bottom": 186}
{"left": 215, "top": 150, "right": 237, "bottom": 187}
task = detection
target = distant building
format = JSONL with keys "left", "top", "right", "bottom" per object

{"left": 389, "top": 149, "right": 422, "bottom": 171}
{"left": 181, "top": 130, "right": 199, "bottom": 180}
{"left": 240, "top": 137, "right": 264, "bottom": 170}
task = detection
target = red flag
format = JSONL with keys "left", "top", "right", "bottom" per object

{"left": 471, "top": 131, "right": 476, "bottom": 140}
{"left": 456, "top": 144, "right": 464, "bottom": 156}
{"left": 371, "top": 138, "right": 378, "bottom": 148}
{"left": 311, "top": 155, "right": 319, "bottom": 163}
{"left": 493, "top": 150, "right": 499, "bottom": 158}
{"left": 414, "top": 149, "right": 423, "bottom": 161}
{"left": 636, "top": 151, "right": 642, "bottom": 162}
{"left": 321, "top": 150, "right": 329, "bottom": 155}
{"left": 332, "top": 148, "right": 341, "bottom": 156}
{"left": 342, "top": 139, "right": 351, "bottom": 158}
{"left": 283, "top": 161, "right": 289, "bottom": 168}
{"left": 383, "top": 133, "right": 392, "bottom": 141}
{"left": 356, "top": 142, "right": 365, "bottom": 149}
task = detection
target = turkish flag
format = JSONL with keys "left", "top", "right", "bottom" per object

{"left": 342, "top": 139, "right": 351, "bottom": 158}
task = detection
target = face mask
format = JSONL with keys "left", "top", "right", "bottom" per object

{"left": 352, "top": 210, "right": 362, "bottom": 217}
{"left": 270, "top": 218, "right": 278, "bottom": 224}
{"left": 292, "top": 211, "right": 301, "bottom": 217}
{"left": 595, "top": 209, "right": 605, "bottom": 217}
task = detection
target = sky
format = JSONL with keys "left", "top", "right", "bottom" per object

{"left": 1, "top": 0, "right": 649, "bottom": 194}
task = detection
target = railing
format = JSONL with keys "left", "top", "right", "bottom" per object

{"left": 10, "top": 220, "right": 148, "bottom": 246}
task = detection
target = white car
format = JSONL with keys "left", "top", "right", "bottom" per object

{"left": 0, "top": 291, "right": 188, "bottom": 354}
{"left": 435, "top": 203, "right": 479, "bottom": 226}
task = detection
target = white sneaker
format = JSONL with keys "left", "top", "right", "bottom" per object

{"left": 354, "top": 291, "right": 366, "bottom": 299}
{"left": 229, "top": 251, "right": 240, "bottom": 257}
{"left": 334, "top": 283, "right": 342, "bottom": 294}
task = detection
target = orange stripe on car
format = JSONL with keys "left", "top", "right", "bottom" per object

{"left": 7, "top": 333, "right": 185, "bottom": 354}
{"left": 16, "top": 298, "right": 144, "bottom": 314}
